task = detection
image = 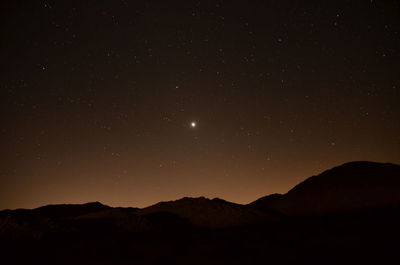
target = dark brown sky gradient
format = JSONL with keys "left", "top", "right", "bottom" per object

{"left": 1, "top": 0, "right": 399, "bottom": 209}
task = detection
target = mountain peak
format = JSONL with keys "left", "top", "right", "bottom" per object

{"left": 33, "top": 201, "right": 110, "bottom": 219}
{"left": 265, "top": 161, "right": 400, "bottom": 216}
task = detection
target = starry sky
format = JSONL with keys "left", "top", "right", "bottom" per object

{"left": 1, "top": 0, "right": 399, "bottom": 210}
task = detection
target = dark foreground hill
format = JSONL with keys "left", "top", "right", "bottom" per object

{"left": 1, "top": 161, "right": 400, "bottom": 265}
{"left": 251, "top": 161, "right": 400, "bottom": 216}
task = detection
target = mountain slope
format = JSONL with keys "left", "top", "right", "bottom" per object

{"left": 140, "top": 196, "right": 278, "bottom": 228}
{"left": 258, "top": 161, "right": 400, "bottom": 216}
{"left": 1, "top": 161, "right": 400, "bottom": 265}
{"left": 2, "top": 161, "right": 400, "bottom": 238}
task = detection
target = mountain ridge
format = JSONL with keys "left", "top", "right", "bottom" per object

{"left": 1, "top": 161, "right": 399, "bottom": 226}
{"left": 1, "top": 161, "right": 400, "bottom": 265}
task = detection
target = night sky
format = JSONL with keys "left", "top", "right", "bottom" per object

{"left": 1, "top": 0, "right": 399, "bottom": 210}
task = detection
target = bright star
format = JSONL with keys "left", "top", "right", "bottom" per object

{"left": 190, "top": 121, "right": 196, "bottom": 128}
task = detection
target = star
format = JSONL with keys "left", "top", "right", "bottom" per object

{"left": 190, "top": 121, "right": 197, "bottom": 128}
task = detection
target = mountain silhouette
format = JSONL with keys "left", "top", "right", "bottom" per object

{"left": 139, "top": 196, "right": 278, "bottom": 227}
{"left": 34, "top": 201, "right": 110, "bottom": 219}
{"left": 1, "top": 161, "right": 400, "bottom": 265}
{"left": 253, "top": 161, "right": 400, "bottom": 216}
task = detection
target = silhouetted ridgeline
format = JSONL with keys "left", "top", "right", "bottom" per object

{"left": 1, "top": 161, "right": 400, "bottom": 265}
{"left": 251, "top": 161, "right": 400, "bottom": 215}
